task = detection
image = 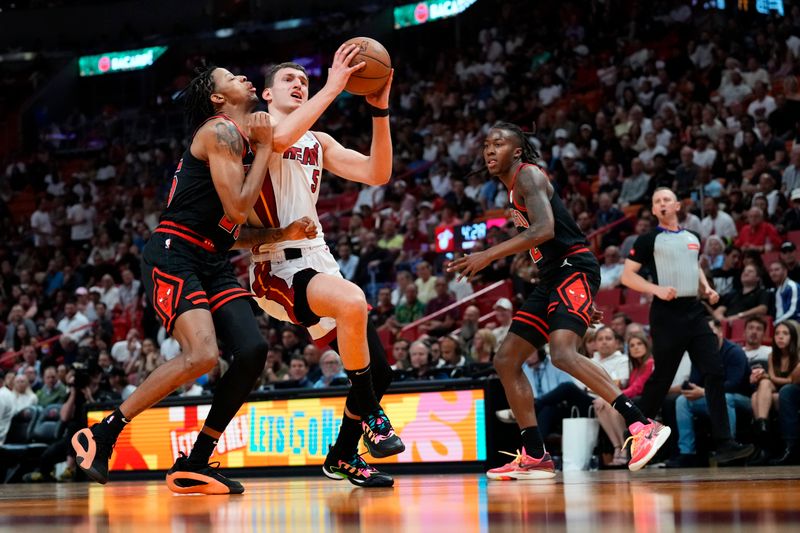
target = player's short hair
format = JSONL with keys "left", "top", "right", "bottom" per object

{"left": 264, "top": 62, "right": 308, "bottom": 88}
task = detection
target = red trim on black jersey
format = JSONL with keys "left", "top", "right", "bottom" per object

{"left": 513, "top": 315, "right": 550, "bottom": 341}
{"left": 155, "top": 221, "right": 217, "bottom": 253}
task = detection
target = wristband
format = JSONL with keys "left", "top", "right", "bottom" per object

{"left": 369, "top": 104, "right": 390, "bottom": 117}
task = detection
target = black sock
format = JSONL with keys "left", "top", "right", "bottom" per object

{"left": 100, "top": 408, "right": 130, "bottom": 440}
{"left": 346, "top": 365, "right": 381, "bottom": 415}
{"left": 188, "top": 431, "right": 218, "bottom": 465}
{"left": 332, "top": 415, "right": 362, "bottom": 457}
{"left": 612, "top": 394, "right": 649, "bottom": 427}
{"left": 520, "top": 426, "right": 546, "bottom": 458}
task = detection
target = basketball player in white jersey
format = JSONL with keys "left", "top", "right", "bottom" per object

{"left": 236, "top": 45, "right": 400, "bottom": 487}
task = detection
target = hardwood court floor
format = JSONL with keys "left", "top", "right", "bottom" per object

{"left": 0, "top": 467, "right": 799, "bottom": 532}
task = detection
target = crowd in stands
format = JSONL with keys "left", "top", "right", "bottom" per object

{"left": 3, "top": 1, "right": 800, "bottom": 475}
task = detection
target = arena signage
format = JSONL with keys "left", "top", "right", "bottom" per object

{"left": 89, "top": 388, "right": 486, "bottom": 470}
{"left": 78, "top": 46, "right": 168, "bottom": 77}
{"left": 393, "top": 0, "right": 479, "bottom": 29}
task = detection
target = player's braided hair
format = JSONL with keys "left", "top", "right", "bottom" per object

{"left": 180, "top": 65, "right": 219, "bottom": 133}
{"left": 491, "top": 121, "right": 541, "bottom": 164}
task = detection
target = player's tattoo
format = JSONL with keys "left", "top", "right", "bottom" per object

{"left": 214, "top": 122, "right": 244, "bottom": 157}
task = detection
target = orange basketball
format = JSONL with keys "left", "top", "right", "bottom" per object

{"left": 341, "top": 37, "right": 392, "bottom": 96}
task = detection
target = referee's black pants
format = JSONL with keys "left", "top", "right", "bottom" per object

{"left": 637, "top": 298, "right": 732, "bottom": 444}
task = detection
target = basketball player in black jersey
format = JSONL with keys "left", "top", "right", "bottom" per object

{"left": 71, "top": 66, "right": 274, "bottom": 494}
{"left": 448, "top": 122, "right": 670, "bottom": 478}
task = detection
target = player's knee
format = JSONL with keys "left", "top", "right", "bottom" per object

{"left": 337, "top": 291, "right": 368, "bottom": 321}
{"left": 549, "top": 346, "right": 578, "bottom": 372}
{"left": 185, "top": 339, "right": 218, "bottom": 375}
{"left": 240, "top": 337, "right": 268, "bottom": 372}
{"left": 493, "top": 349, "right": 517, "bottom": 376}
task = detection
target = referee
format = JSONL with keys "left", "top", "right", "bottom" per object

{"left": 621, "top": 188, "right": 754, "bottom": 464}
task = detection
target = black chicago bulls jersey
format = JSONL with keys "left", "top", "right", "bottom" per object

{"left": 508, "top": 163, "right": 594, "bottom": 280}
{"left": 160, "top": 114, "right": 255, "bottom": 252}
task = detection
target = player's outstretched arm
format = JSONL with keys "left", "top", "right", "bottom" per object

{"left": 272, "top": 44, "right": 364, "bottom": 153}
{"left": 233, "top": 217, "right": 318, "bottom": 249}
{"left": 199, "top": 112, "right": 273, "bottom": 225}
{"left": 314, "top": 69, "right": 394, "bottom": 186}
{"left": 447, "top": 165, "right": 552, "bottom": 281}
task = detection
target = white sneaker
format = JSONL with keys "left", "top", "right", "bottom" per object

{"left": 495, "top": 409, "right": 517, "bottom": 424}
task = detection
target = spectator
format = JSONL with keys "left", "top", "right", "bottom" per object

{"left": 778, "top": 190, "right": 800, "bottom": 233}
{"left": 750, "top": 321, "right": 800, "bottom": 464}
{"left": 711, "top": 246, "right": 743, "bottom": 297}
{"left": 692, "top": 133, "right": 717, "bottom": 169}
{"left": 391, "top": 339, "right": 410, "bottom": 371}
{"left": 443, "top": 260, "right": 474, "bottom": 301}
{"left": 56, "top": 300, "right": 90, "bottom": 346}
{"left": 712, "top": 265, "right": 769, "bottom": 322}
{"left": 377, "top": 218, "right": 404, "bottom": 253}
{"left": 782, "top": 150, "right": 800, "bottom": 197}
{"left": 669, "top": 319, "right": 751, "bottom": 467}
{"left": 111, "top": 328, "right": 141, "bottom": 366}
{"left": 457, "top": 304, "right": 481, "bottom": 347}
{"left": 335, "top": 241, "right": 359, "bottom": 282}
{"left": 391, "top": 270, "right": 414, "bottom": 307}
{"left": 779, "top": 242, "right": 800, "bottom": 282}
{"left": 439, "top": 335, "right": 467, "bottom": 367}
{"left": 414, "top": 261, "right": 436, "bottom": 305}
{"left": 369, "top": 287, "right": 395, "bottom": 330}
{"left": 354, "top": 232, "right": 392, "bottom": 287}
{"left": 419, "top": 277, "right": 457, "bottom": 336}
{"left": 97, "top": 274, "right": 121, "bottom": 311}
{"left": 10, "top": 373, "right": 38, "bottom": 412}
{"left": 700, "top": 197, "right": 738, "bottom": 242}
{"left": 302, "top": 344, "right": 323, "bottom": 383}
{"left": 674, "top": 146, "right": 699, "bottom": 198}
{"left": 491, "top": 298, "right": 513, "bottom": 345}
{"left": 36, "top": 365, "right": 67, "bottom": 405}
{"left": 2, "top": 305, "right": 37, "bottom": 351}
{"left": 263, "top": 345, "right": 289, "bottom": 383}
{"left": 770, "top": 353, "right": 800, "bottom": 465}
{"left": 285, "top": 356, "right": 312, "bottom": 388}
{"left": 620, "top": 217, "right": 652, "bottom": 259}
{"left": 30, "top": 198, "right": 54, "bottom": 248}
{"left": 701, "top": 236, "right": 726, "bottom": 271}
{"left": 599, "top": 246, "right": 624, "bottom": 289}
{"left": 387, "top": 284, "right": 426, "bottom": 331}
{"left": 593, "top": 331, "right": 655, "bottom": 466}
{"left": 180, "top": 378, "right": 204, "bottom": 397}
{"left": 619, "top": 158, "right": 651, "bottom": 207}
{"left": 124, "top": 338, "right": 162, "bottom": 384}
{"left": 408, "top": 341, "right": 433, "bottom": 380}
{"left": 740, "top": 316, "right": 772, "bottom": 368}
{"left": 66, "top": 194, "right": 96, "bottom": 249}
{"left": 747, "top": 81, "right": 777, "bottom": 120}
{"left": 117, "top": 269, "right": 141, "bottom": 312}
{"left": 313, "top": 350, "right": 348, "bottom": 388}
{"left": 278, "top": 327, "right": 303, "bottom": 359}
{"left": 769, "top": 261, "right": 800, "bottom": 325}
{"left": 753, "top": 172, "right": 782, "bottom": 217}
{"left": 736, "top": 207, "right": 781, "bottom": 253}
{"left": 470, "top": 328, "right": 497, "bottom": 364}
{"left": 594, "top": 193, "right": 626, "bottom": 247}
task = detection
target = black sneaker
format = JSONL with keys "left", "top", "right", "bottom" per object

{"left": 664, "top": 454, "right": 700, "bottom": 468}
{"left": 323, "top": 449, "right": 394, "bottom": 487}
{"left": 165, "top": 452, "right": 244, "bottom": 495}
{"left": 361, "top": 409, "right": 405, "bottom": 459}
{"left": 714, "top": 441, "right": 755, "bottom": 465}
{"left": 71, "top": 424, "right": 116, "bottom": 484}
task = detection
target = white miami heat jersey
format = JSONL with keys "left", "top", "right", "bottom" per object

{"left": 251, "top": 131, "right": 326, "bottom": 253}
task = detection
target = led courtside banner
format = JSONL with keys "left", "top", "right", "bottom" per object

{"left": 78, "top": 46, "right": 168, "bottom": 77}
{"left": 89, "top": 388, "right": 486, "bottom": 471}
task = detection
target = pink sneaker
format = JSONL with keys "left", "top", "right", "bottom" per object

{"left": 486, "top": 448, "right": 556, "bottom": 480}
{"left": 625, "top": 419, "right": 672, "bottom": 471}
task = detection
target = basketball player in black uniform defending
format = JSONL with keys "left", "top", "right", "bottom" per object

{"left": 622, "top": 187, "right": 754, "bottom": 464}
{"left": 448, "top": 123, "right": 670, "bottom": 478}
{"left": 71, "top": 67, "right": 274, "bottom": 494}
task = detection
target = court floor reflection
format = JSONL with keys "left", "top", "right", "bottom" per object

{"left": 0, "top": 467, "right": 798, "bottom": 532}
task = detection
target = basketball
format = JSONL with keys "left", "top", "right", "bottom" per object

{"left": 341, "top": 37, "right": 392, "bottom": 96}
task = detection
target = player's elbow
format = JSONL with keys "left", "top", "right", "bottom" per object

{"left": 225, "top": 209, "right": 248, "bottom": 226}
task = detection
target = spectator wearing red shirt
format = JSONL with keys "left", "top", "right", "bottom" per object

{"left": 736, "top": 207, "right": 782, "bottom": 253}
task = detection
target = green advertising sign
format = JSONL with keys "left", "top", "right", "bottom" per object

{"left": 78, "top": 46, "right": 168, "bottom": 77}
{"left": 393, "top": 0, "right": 478, "bottom": 29}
